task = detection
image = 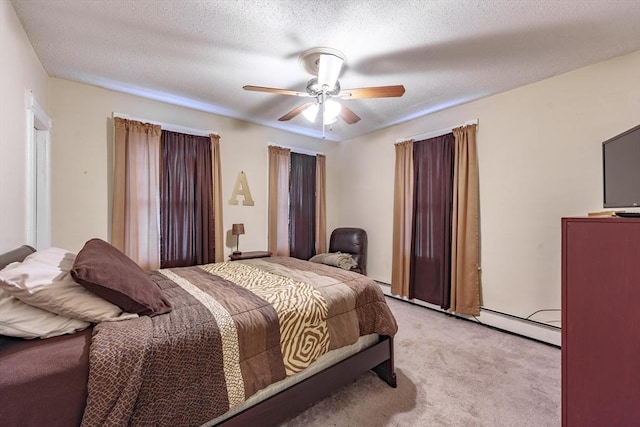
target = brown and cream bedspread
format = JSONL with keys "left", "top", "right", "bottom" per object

{"left": 81, "top": 257, "right": 397, "bottom": 427}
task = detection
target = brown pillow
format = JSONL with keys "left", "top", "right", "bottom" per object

{"left": 71, "top": 238, "right": 171, "bottom": 316}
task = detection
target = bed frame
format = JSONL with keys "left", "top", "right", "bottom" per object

{"left": 0, "top": 245, "right": 36, "bottom": 271}
{"left": 220, "top": 336, "right": 396, "bottom": 426}
{"left": 0, "top": 245, "right": 396, "bottom": 426}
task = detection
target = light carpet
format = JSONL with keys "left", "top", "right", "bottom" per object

{"left": 281, "top": 296, "right": 560, "bottom": 426}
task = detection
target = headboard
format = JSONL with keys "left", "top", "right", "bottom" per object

{"left": 0, "top": 245, "right": 36, "bottom": 270}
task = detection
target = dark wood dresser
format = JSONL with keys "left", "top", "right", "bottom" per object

{"left": 561, "top": 216, "right": 640, "bottom": 426}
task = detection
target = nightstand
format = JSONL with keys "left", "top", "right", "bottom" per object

{"left": 229, "top": 251, "right": 272, "bottom": 261}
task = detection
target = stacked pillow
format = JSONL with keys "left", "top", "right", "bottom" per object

{"left": 0, "top": 289, "right": 90, "bottom": 339}
{"left": 70, "top": 238, "right": 172, "bottom": 316}
{"left": 0, "top": 239, "right": 171, "bottom": 339}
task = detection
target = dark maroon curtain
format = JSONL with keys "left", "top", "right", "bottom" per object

{"left": 160, "top": 131, "right": 215, "bottom": 268}
{"left": 410, "top": 133, "right": 454, "bottom": 309}
{"left": 289, "top": 152, "right": 316, "bottom": 260}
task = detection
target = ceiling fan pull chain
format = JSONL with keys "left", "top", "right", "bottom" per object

{"left": 322, "top": 107, "right": 326, "bottom": 139}
{"left": 321, "top": 92, "right": 326, "bottom": 139}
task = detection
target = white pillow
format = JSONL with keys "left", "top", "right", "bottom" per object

{"left": 0, "top": 287, "right": 90, "bottom": 339}
{"left": 0, "top": 248, "right": 138, "bottom": 323}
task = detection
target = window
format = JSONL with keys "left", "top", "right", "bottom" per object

{"left": 268, "top": 146, "right": 326, "bottom": 258}
{"left": 112, "top": 116, "right": 223, "bottom": 268}
{"left": 160, "top": 131, "right": 215, "bottom": 267}
{"left": 410, "top": 133, "right": 454, "bottom": 308}
{"left": 289, "top": 152, "right": 316, "bottom": 260}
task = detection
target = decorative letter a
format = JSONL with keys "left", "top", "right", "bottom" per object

{"left": 228, "top": 171, "right": 255, "bottom": 206}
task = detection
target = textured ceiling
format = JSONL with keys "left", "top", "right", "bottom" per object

{"left": 10, "top": 0, "right": 640, "bottom": 142}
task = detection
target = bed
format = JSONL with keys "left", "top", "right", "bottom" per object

{"left": 0, "top": 241, "right": 397, "bottom": 426}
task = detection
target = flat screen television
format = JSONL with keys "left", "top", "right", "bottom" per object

{"left": 603, "top": 124, "right": 640, "bottom": 208}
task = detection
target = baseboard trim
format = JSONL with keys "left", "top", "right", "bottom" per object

{"left": 377, "top": 282, "right": 561, "bottom": 347}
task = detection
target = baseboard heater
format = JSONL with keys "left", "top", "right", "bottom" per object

{"left": 376, "top": 281, "right": 561, "bottom": 347}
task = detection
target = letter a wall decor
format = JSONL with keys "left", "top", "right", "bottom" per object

{"left": 228, "top": 171, "right": 255, "bottom": 206}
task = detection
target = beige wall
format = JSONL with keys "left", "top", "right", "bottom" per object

{"left": 48, "top": 78, "right": 338, "bottom": 255}
{"left": 0, "top": 1, "right": 49, "bottom": 252}
{"left": 335, "top": 50, "right": 640, "bottom": 321}
{"left": 3, "top": 0, "right": 639, "bottom": 324}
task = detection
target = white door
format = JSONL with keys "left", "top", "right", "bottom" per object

{"left": 26, "top": 91, "right": 51, "bottom": 249}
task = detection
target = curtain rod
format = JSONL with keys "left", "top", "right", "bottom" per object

{"left": 396, "top": 119, "right": 478, "bottom": 143}
{"left": 268, "top": 144, "right": 324, "bottom": 156}
{"left": 112, "top": 112, "right": 217, "bottom": 137}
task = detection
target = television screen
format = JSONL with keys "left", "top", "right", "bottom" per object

{"left": 603, "top": 124, "right": 640, "bottom": 208}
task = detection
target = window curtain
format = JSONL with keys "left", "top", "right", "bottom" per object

{"left": 451, "top": 124, "right": 481, "bottom": 315}
{"left": 111, "top": 117, "right": 161, "bottom": 270}
{"left": 392, "top": 126, "right": 482, "bottom": 312}
{"left": 289, "top": 152, "right": 316, "bottom": 260}
{"left": 210, "top": 134, "right": 224, "bottom": 263}
{"left": 315, "top": 154, "right": 327, "bottom": 254}
{"left": 268, "top": 146, "right": 291, "bottom": 256}
{"left": 410, "top": 134, "right": 454, "bottom": 309}
{"left": 160, "top": 131, "right": 215, "bottom": 268}
{"left": 391, "top": 140, "right": 414, "bottom": 297}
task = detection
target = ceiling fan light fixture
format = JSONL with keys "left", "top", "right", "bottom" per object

{"left": 244, "top": 47, "right": 402, "bottom": 131}
{"left": 302, "top": 99, "right": 341, "bottom": 125}
{"left": 324, "top": 115, "right": 338, "bottom": 125}
{"left": 306, "top": 78, "right": 340, "bottom": 97}
{"left": 323, "top": 99, "right": 342, "bottom": 124}
{"left": 302, "top": 103, "right": 319, "bottom": 122}
{"left": 317, "top": 54, "right": 343, "bottom": 89}
{"left": 299, "top": 47, "right": 346, "bottom": 76}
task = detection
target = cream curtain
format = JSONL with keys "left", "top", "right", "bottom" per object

{"left": 268, "top": 146, "right": 291, "bottom": 256}
{"left": 315, "top": 154, "right": 327, "bottom": 254}
{"left": 451, "top": 124, "right": 481, "bottom": 315}
{"left": 111, "top": 117, "right": 161, "bottom": 270}
{"left": 210, "top": 134, "right": 224, "bottom": 262}
{"left": 391, "top": 140, "right": 414, "bottom": 297}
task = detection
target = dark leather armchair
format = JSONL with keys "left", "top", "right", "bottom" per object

{"left": 329, "top": 227, "right": 368, "bottom": 275}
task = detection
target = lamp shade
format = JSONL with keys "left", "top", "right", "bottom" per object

{"left": 302, "top": 103, "right": 319, "bottom": 122}
{"left": 324, "top": 99, "right": 341, "bottom": 123}
{"left": 231, "top": 223, "right": 245, "bottom": 235}
{"left": 302, "top": 100, "right": 341, "bottom": 125}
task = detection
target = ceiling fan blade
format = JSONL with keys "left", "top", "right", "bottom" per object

{"left": 243, "top": 85, "right": 308, "bottom": 97}
{"left": 278, "top": 102, "right": 315, "bottom": 121}
{"left": 340, "top": 105, "right": 361, "bottom": 124}
{"left": 317, "top": 54, "right": 343, "bottom": 90}
{"left": 340, "top": 85, "right": 406, "bottom": 99}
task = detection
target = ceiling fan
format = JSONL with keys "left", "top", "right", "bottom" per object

{"left": 243, "top": 47, "right": 405, "bottom": 136}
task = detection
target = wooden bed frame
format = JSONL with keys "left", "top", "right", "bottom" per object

{"left": 220, "top": 336, "right": 396, "bottom": 426}
{"left": 0, "top": 245, "right": 396, "bottom": 426}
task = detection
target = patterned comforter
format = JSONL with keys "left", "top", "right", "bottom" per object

{"left": 80, "top": 257, "right": 397, "bottom": 427}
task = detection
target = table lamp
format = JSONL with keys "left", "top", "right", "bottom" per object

{"left": 232, "top": 223, "right": 245, "bottom": 255}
